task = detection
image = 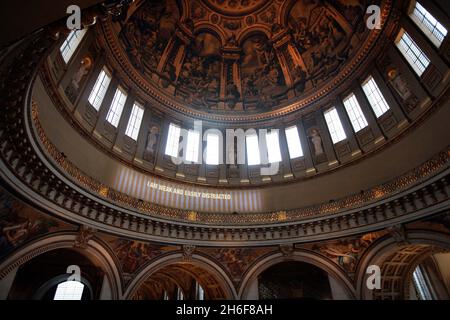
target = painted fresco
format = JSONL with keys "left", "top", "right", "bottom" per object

{"left": 0, "top": 188, "right": 73, "bottom": 259}
{"left": 120, "top": 0, "right": 180, "bottom": 77}
{"left": 240, "top": 34, "right": 286, "bottom": 110}
{"left": 118, "top": 0, "right": 371, "bottom": 113}
{"left": 108, "top": 237, "right": 179, "bottom": 274}
{"left": 177, "top": 32, "right": 222, "bottom": 109}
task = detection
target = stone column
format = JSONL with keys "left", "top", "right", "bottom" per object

{"left": 372, "top": 67, "right": 409, "bottom": 129}
{"left": 353, "top": 83, "right": 386, "bottom": 144}
{"left": 73, "top": 55, "right": 106, "bottom": 124}
{"left": 315, "top": 108, "right": 339, "bottom": 167}
{"left": 297, "top": 120, "right": 316, "bottom": 175}
{"left": 278, "top": 126, "right": 292, "bottom": 177}
{"left": 113, "top": 90, "right": 136, "bottom": 155}
{"left": 93, "top": 76, "right": 119, "bottom": 137}
{"left": 334, "top": 98, "right": 362, "bottom": 156}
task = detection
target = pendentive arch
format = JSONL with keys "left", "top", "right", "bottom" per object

{"left": 193, "top": 22, "right": 228, "bottom": 47}
{"left": 355, "top": 229, "right": 450, "bottom": 300}
{"left": 236, "top": 25, "right": 272, "bottom": 46}
{"left": 239, "top": 250, "right": 356, "bottom": 300}
{"left": 0, "top": 232, "right": 123, "bottom": 299}
{"left": 124, "top": 252, "right": 237, "bottom": 300}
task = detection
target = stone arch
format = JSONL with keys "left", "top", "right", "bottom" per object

{"left": 355, "top": 229, "right": 450, "bottom": 300}
{"left": 239, "top": 250, "right": 356, "bottom": 299}
{"left": 0, "top": 232, "right": 122, "bottom": 299}
{"left": 124, "top": 252, "right": 237, "bottom": 299}
{"left": 236, "top": 25, "right": 272, "bottom": 46}
{"left": 193, "top": 22, "right": 228, "bottom": 47}
{"left": 278, "top": 0, "right": 298, "bottom": 27}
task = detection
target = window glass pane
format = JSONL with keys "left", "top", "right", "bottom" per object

{"left": 324, "top": 107, "right": 347, "bottom": 144}
{"left": 343, "top": 93, "right": 368, "bottom": 132}
{"left": 177, "top": 287, "right": 184, "bottom": 300}
{"left": 88, "top": 67, "right": 111, "bottom": 111}
{"left": 361, "top": 76, "right": 390, "bottom": 118}
{"left": 266, "top": 130, "right": 282, "bottom": 163}
{"left": 411, "top": 2, "right": 448, "bottom": 47}
{"left": 186, "top": 130, "right": 200, "bottom": 163}
{"left": 60, "top": 29, "right": 87, "bottom": 63}
{"left": 54, "top": 281, "right": 84, "bottom": 300}
{"left": 125, "top": 102, "right": 144, "bottom": 140}
{"left": 106, "top": 87, "right": 127, "bottom": 127}
{"left": 412, "top": 266, "right": 433, "bottom": 300}
{"left": 246, "top": 134, "right": 261, "bottom": 165}
{"left": 165, "top": 123, "right": 181, "bottom": 157}
{"left": 396, "top": 30, "right": 430, "bottom": 76}
{"left": 206, "top": 133, "right": 220, "bottom": 165}
{"left": 196, "top": 282, "right": 205, "bottom": 300}
{"left": 285, "top": 126, "right": 303, "bottom": 159}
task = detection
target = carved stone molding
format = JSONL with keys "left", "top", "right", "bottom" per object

{"left": 279, "top": 244, "right": 294, "bottom": 257}
{"left": 182, "top": 245, "right": 196, "bottom": 262}
{"left": 74, "top": 225, "right": 98, "bottom": 249}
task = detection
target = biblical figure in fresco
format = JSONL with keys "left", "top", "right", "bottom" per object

{"left": 120, "top": 0, "right": 179, "bottom": 76}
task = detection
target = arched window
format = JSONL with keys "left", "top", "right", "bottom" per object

{"left": 195, "top": 282, "right": 205, "bottom": 300}
{"left": 88, "top": 67, "right": 112, "bottom": 111}
{"left": 125, "top": 102, "right": 145, "bottom": 140}
{"left": 410, "top": 1, "right": 447, "bottom": 48}
{"left": 106, "top": 87, "right": 128, "bottom": 127}
{"left": 343, "top": 93, "right": 368, "bottom": 132}
{"left": 246, "top": 133, "right": 261, "bottom": 165}
{"left": 186, "top": 130, "right": 200, "bottom": 163}
{"left": 324, "top": 107, "right": 346, "bottom": 144}
{"left": 265, "top": 130, "right": 282, "bottom": 163}
{"left": 53, "top": 281, "right": 85, "bottom": 300}
{"left": 176, "top": 287, "right": 184, "bottom": 300}
{"left": 395, "top": 29, "right": 430, "bottom": 76}
{"left": 205, "top": 132, "right": 220, "bottom": 165}
{"left": 165, "top": 123, "right": 181, "bottom": 157}
{"left": 60, "top": 29, "right": 87, "bottom": 64}
{"left": 412, "top": 266, "right": 433, "bottom": 300}
{"left": 285, "top": 126, "right": 303, "bottom": 159}
{"left": 361, "top": 76, "right": 391, "bottom": 117}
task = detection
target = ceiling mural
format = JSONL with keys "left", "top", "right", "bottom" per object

{"left": 176, "top": 32, "right": 222, "bottom": 109}
{"left": 0, "top": 187, "right": 75, "bottom": 260}
{"left": 240, "top": 34, "right": 286, "bottom": 110}
{"left": 116, "top": 0, "right": 373, "bottom": 114}
{"left": 120, "top": 0, "right": 180, "bottom": 77}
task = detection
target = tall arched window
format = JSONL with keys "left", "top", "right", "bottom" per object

{"left": 246, "top": 133, "right": 261, "bottom": 165}
{"left": 53, "top": 281, "right": 85, "bottom": 300}
{"left": 176, "top": 287, "right": 184, "bottom": 300}
{"left": 324, "top": 107, "right": 346, "bottom": 144}
{"left": 410, "top": 1, "right": 447, "bottom": 48}
{"left": 60, "top": 29, "right": 87, "bottom": 64}
{"left": 195, "top": 282, "right": 205, "bottom": 300}
{"left": 205, "top": 132, "right": 220, "bottom": 165}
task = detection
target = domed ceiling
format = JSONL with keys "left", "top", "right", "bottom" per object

{"left": 117, "top": 0, "right": 376, "bottom": 116}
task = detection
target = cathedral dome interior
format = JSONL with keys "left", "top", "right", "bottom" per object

{"left": 0, "top": 0, "right": 449, "bottom": 304}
